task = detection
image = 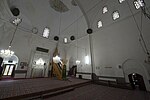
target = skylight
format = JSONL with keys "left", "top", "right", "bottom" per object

{"left": 134, "top": 0, "right": 145, "bottom": 9}
{"left": 43, "top": 27, "right": 50, "bottom": 38}
{"left": 112, "top": 11, "right": 120, "bottom": 20}
{"left": 102, "top": 6, "right": 108, "bottom": 14}
{"left": 119, "top": 0, "right": 125, "bottom": 3}
{"left": 98, "top": 20, "right": 103, "bottom": 28}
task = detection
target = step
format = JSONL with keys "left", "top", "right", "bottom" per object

{"left": 42, "top": 87, "right": 75, "bottom": 99}
{"left": 2, "top": 79, "right": 91, "bottom": 100}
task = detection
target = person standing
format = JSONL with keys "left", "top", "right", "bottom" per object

{"left": 43, "top": 63, "right": 47, "bottom": 77}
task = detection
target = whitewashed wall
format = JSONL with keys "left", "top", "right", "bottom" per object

{"left": 90, "top": 0, "right": 150, "bottom": 91}
{"left": 66, "top": 35, "right": 91, "bottom": 72}
{"left": 67, "top": 0, "right": 150, "bottom": 91}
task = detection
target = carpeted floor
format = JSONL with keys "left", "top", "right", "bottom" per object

{"left": 0, "top": 78, "right": 90, "bottom": 99}
{"left": 1, "top": 78, "right": 150, "bottom": 100}
{"left": 45, "top": 84, "right": 150, "bottom": 100}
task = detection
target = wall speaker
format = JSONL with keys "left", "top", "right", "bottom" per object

{"left": 70, "top": 36, "right": 75, "bottom": 41}
{"left": 11, "top": 7, "right": 20, "bottom": 16}
{"left": 87, "top": 28, "right": 93, "bottom": 34}
{"left": 54, "top": 36, "right": 59, "bottom": 41}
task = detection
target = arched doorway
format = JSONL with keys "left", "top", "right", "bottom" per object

{"left": 2, "top": 55, "right": 19, "bottom": 79}
{"left": 122, "top": 59, "right": 150, "bottom": 91}
{"left": 68, "top": 65, "right": 77, "bottom": 77}
{"left": 31, "top": 51, "right": 50, "bottom": 78}
{"left": 128, "top": 73, "right": 146, "bottom": 91}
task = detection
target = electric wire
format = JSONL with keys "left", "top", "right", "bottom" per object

{"left": 0, "top": 16, "right": 60, "bottom": 45}
{"left": 9, "top": 25, "right": 18, "bottom": 47}
{"left": 146, "top": 6, "right": 150, "bottom": 14}
{"left": 139, "top": 11, "right": 147, "bottom": 54}
{"left": 141, "top": 1, "right": 150, "bottom": 20}
{"left": 140, "top": 1, "right": 150, "bottom": 55}
{"left": 61, "top": 0, "right": 105, "bottom": 35}
{"left": 76, "top": 9, "right": 79, "bottom": 60}
{"left": 0, "top": 17, "right": 10, "bottom": 24}
{"left": 126, "top": 0, "right": 149, "bottom": 55}
{"left": 0, "top": 0, "right": 104, "bottom": 42}
{"left": 1, "top": 0, "right": 150, "bottom": 50}
{"left": 57, "top": 0, "right": 63, "bottom": 47}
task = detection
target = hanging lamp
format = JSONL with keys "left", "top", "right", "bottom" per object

{"left": 0, "top": 18, "right": 21, "bottom": 58}
{"left": 75, "top": 17, "right": 80, "bottom": 65}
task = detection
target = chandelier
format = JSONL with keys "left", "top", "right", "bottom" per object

{"left": 0, "top": 17, "right": 21, "bottom": 58}
{"left": 36, "top": 58, "right": 45, "bottom": 65}
{"left": 76, "top": 60, "right": 80, "bottom": 65}
{"left": 0, "top": 49, "right": 14, "bottom": 58}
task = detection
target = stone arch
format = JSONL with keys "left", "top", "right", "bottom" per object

{"left": 3, "top": 54, "right": 19, "bottom": 69}
{"left": 122, "top": 59, "right": 150, "bottom": 91}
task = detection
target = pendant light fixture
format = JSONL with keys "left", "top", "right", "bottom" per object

{"left": 53, "top": 0, "right": 62, "bottom": 62}
{"left": 54, "top": 0, "right": 62, "bottom": 42}
{"left": 75, "top": 17, "right": 80, "bottom": 65}
{"left": 0, "top": 18, "right": 21, "bottom": 58}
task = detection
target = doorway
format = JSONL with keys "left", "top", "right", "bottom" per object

{"left": 3, "top": 64, "right": 15, "bottom": 78}
{"left": 68, "top": 65, "right": 77, "bottom": 77}
{"left": 128, "top": 73, "right": 146, "bottom": 91}
{"left": 1, "top": 55, "right": 19, "bottom": 79}
{"left": 31, "top": 51, "right": 49, "bottom": 78}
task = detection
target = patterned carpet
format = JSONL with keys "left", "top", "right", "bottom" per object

{"left": 0, "top": 78, "right": 90, "bottom": 99}
{"left": 45, "top": 84, "right": 150, "bottom": 100}
{"left": 0, "top": 78, "right": 150, "bottom": 100}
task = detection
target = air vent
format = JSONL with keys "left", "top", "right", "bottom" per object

{"left": 36, "top": 47, "right": 49, "bottom": 53}
{"left": 11, "top": 7, "right": 20, "bottom": 16}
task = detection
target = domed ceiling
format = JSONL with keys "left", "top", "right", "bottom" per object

{"left": 4, "top": 0, "right": 90, "bottom": 43}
